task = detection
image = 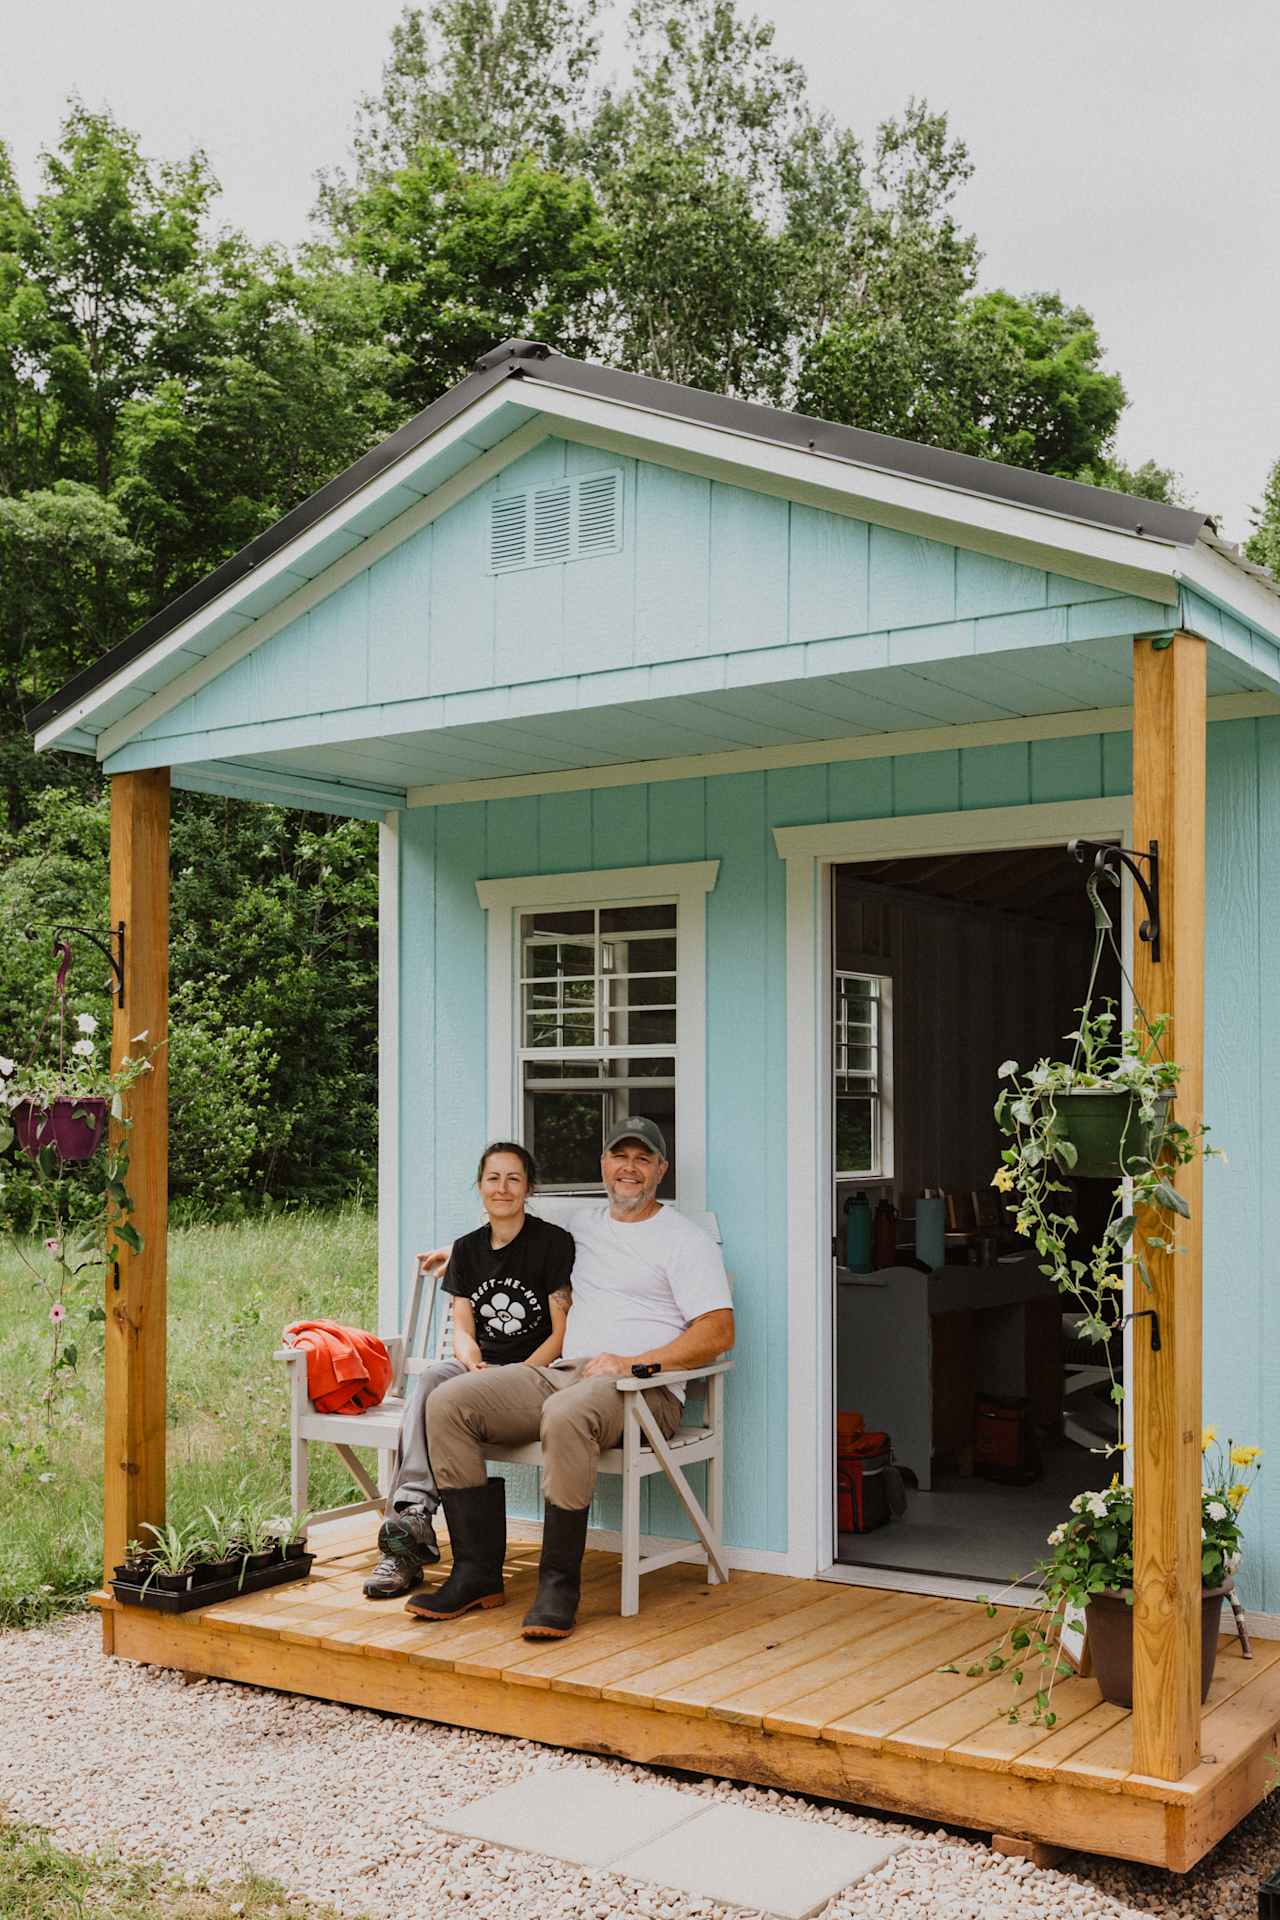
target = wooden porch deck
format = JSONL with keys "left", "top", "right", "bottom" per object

{"left": 94, "top": 1515, "right": 1280, "bottom": 1872}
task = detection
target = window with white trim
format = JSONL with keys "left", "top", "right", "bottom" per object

{"left": 518, "top": 901, "right": 677, "bottom": 1196}
{"left": 834, "top": 970, "right": 891, "bottom": 1178}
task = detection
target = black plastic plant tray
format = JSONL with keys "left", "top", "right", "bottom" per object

{"left": 1260, "top": 1867, "right": 1280, "bottom": 1919}
{"left": 110, "top": 1552, "right": 314, "bottom": 1613}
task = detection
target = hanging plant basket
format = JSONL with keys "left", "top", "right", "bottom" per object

{"left": 1049, "top": 1087, "right": 1172, "bottom": 1180}
{"left": 11, "top": 1095, "right": 109, "bottom": 1163}
{"left": 1085, "top": 1584, "right": 1227, "bottom": 1709}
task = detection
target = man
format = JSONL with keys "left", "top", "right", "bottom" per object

{"left": 406, "top": 1118, "right": 734, "bottom": 1640}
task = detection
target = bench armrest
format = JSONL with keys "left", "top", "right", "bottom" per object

{"left": 273, "top": 1345, "right": 304, "bottom": 1365}
{"left": 273, "top": 1336, "right": 405, "bottom": 1370}
{"left": 615, "top": 1357, "right": 733, "bottom": 1391}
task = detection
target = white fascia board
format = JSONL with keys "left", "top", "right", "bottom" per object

{"left": 34, "top": 382, "right": 528, "bottom": 755}
{"left": 509, "top": 382, "right": 1185, "bottom": 607}
{"left": 773, "top": 796, "right": 1129, "bottom": 862}
{"left": 1175, "top": 543, "right": 1280, "bottom": 665}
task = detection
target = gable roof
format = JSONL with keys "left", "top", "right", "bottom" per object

{"left": 27, "top": 338, "right": 1276, "bottom": 750}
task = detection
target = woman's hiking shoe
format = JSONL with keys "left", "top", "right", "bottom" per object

{"left": 405, "top": 1478, "right": 506, "bottom": 1620}
{"left": 363, "top": 1503, "right": 440, "bottom": 1599}
{"left": 521, "top": 1500, "right": 589, "bottom": 1639}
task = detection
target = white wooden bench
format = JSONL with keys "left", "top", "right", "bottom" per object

{"left": 274, "top": 1200, "right": 732, "bottom": 1614}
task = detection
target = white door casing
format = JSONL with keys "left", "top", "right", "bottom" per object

{"left": 772, "top": 796, "right": 1135, "bottom": 1583}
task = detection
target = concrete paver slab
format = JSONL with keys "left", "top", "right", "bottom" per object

{"left": 614, "top": 1801, "right": 908, "bottom": 1918}
{"left": 435, "top": 1766, "right": 703, "bottom": 1866}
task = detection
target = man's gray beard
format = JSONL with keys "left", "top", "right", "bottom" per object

{"left": 607, "top": 1186, "right": 653, "bottom": 1216}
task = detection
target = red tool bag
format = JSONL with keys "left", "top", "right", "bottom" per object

{"left": 837, "top": 1430, "right": 895, "bottom": 1533}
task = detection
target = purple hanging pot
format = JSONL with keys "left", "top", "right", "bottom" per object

{"left": 12, "top": 1100, "right": 54, "bottom": 1157}
{"left": 48, "top": 1096, "right": 109, "bottom": 1162}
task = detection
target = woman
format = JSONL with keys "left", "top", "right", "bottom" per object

{"left": 364, "top": 1142, "right": 574, "bottom": 1599}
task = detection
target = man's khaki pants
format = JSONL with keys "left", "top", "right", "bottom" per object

{"left": 426, "top": 1361, "right": 683, "bottom": 1511}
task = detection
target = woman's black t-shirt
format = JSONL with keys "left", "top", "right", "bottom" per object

{"left": 442, "top": 1213, "right": 575, "bottom": 1364}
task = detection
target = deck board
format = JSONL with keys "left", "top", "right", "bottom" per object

{"left": 92, "top": 1516, "right": 1280, "bottom": 1872}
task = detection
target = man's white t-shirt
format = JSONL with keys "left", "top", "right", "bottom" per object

{"left": 560, "top": 1203, "right": 732, "bottom": 1395}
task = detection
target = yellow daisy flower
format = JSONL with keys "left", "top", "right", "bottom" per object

{"left": 1227, "top": 1482, "right": 1250, "bottom": 1508}
{"left": 1202, "top": 1426, "right": 1217, "bottom": 1451}
{"left": 1230, "top": 1446, "right": 1262, "bottom": 1467}
{"left": 991, "top": 1167, "right": 1015, "bottom": 1193}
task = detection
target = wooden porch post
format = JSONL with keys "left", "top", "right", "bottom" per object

{"left": 1131, "top": 631, "right": 1205, "bottom": 1782}
{"left": 103, "top": 769, "right": 170, "bottom": 1581}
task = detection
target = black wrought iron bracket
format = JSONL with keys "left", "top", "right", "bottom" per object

{"left": 1067, "top": 837, "right": 1161, "bottom": 961}
{"left": 1122, "top": 1307, "right": 1162, "bottom": 1353}
{"left": 51, "top": 923, "right": 126, "bottom": 1008}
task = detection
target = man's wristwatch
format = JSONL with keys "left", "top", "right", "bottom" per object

{"left": 630, "top": 1362, "right": 661, "bottom": 1378}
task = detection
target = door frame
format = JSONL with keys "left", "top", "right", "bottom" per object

{"left": 772, "top": 796, "right": 1134, "bottom": 1585}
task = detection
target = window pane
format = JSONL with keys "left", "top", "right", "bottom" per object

{"left": 526, "top": 1011, "right": 595, "bottom": 1048}
{"left": 600, "top": 904, "right": 677, "bottom": 935}
{"left": 836, "top": 1096, "right": 874, "bottom": 1175}
{"left": 620, "top": 973, "right": 676, "bottom": 1008}
{"left": 522, "top": 909, "right": 593, "bottom": 937}
{"left": 526, "top": 1091, "right": 604, "bottom": 1186}
{"left": 523, "top": 940, "right": 595, "bottom": 979}
{"left": 610, "top": 935, "right": 676, "bottom": 974}
{"left": 610, "top": 1008, "right": 676, "bottom": 1047}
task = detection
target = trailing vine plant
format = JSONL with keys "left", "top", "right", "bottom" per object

{"left": 945, "top": 871, "right": 1223, "bottom": 1726}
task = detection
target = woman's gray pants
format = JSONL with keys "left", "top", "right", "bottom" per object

{"left": 386, "top": 1359, "right": 467, "bottom": 1513}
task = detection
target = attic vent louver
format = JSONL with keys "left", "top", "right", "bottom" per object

{"left": 489, "top": 469, "right": 622, "bottom": 574}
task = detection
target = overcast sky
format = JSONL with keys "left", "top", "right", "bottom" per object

{"left": 5, "top": 0, "right": 1277, "bottom": 540}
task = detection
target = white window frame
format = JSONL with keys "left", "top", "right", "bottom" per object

{"left": 476, "top": 860, "right": 719, "bottom": 1210}
{"left": 833, "top": 968, "right": 894, "bottom": 1182}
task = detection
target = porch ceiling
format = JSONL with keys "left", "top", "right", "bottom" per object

{"left": 157, "top": 633, "right": 1277, "bottom": 816}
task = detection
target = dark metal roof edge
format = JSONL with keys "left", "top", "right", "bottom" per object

{"left": 31, "top": 336, "right": 1211, "bottom": 741}
{"left": 25, "top": 353, "right": 528, "bottom": 735}
{"left": 518, "top": 352, "right": 1210, "bottom": 549}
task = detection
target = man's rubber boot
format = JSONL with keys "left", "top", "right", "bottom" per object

{"left": 521, "top": 1500, "right": 590, "bottom": 1640}
{"left": 405, "top": 1478, "right": 506, "bottom": 1620}
{"left": 363, "top": 1503, "right": 439, "bottom": 1599}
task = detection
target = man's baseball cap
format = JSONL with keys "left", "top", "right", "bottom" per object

{"left": 602, "top": 1116, "right": 668, "bottom": 1159}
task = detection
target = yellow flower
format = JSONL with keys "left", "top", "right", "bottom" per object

{"left": 991, "top": 1167, "right": 1015, "bottom": 1193}
{"left": 1014, "top": 1212, "right": 1035, "bottom": 1237}
{"left": 1202, "top": 1426, "right": 1217, "bottom": 1451}
{"left": 1230, "top": 1446, "right": 1262, "bottom": 1467}
{"left": 1227, "top": 1482, "right": 1250, "bottom": 1508}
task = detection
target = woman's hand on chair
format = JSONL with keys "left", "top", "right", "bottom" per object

{"left": 416, "top": 1248, "right": 450, "bottom": 1277}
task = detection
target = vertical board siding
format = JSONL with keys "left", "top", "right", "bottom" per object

{"left": 397, "top": 718, "right": 1270, "bottom": 1587}
{"left": 1204, "top": 720, "right": 1267, "bottom": 1608}
{"left": 127, "top": 439, "right": 1165, "bottom": 760}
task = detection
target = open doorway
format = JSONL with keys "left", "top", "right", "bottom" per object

{"left": 829, "top": 845, "right": 1123, "bottom": 1588}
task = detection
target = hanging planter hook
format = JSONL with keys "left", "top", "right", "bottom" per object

{"left": 1067, "top": 838, "right": 1161, "bottom": 962}
{"left": 50, "top": 924, "right": 126, "bottom": 1008}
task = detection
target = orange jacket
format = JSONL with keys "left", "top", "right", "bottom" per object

{"left": 283, "top": 1319, "right": 393, "bottom": 1414}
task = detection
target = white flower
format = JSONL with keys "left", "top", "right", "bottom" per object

{"left": 1069, "top": 1493, "right": 1088, "bottom": 1513}
{"left": 1046, "top": 1524, "right": 1067, "bottom": 1547}
{"left": 1083, "top": 1491, "right": 1109, "bottom": 1520}
{"left": 0, "top": 1056, "right": 13, "bottom": 1077}
{"left": 1207, "top": 1500, "right": 1228, "bottom": 1522}
{"left": 71, "top": 1038, "right": 95, "bottom": 1059}
{"left": 75, "top": 1013, "right": 98, "bottom": 1036}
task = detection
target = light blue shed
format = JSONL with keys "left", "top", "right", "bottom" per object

{"left": 35, "top": 340, "right": 1280, "bottom": 1804}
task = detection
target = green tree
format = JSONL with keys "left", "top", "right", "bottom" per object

{"left": 339, "top": 145, "right": 612, "bottom": 414}
{"left": 1246, "top": 456, "right": 1280, "bottom": 577}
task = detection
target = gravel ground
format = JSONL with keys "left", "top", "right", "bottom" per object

{"left": 2, "top": 1617, "right": 1277, "bottom": 1920}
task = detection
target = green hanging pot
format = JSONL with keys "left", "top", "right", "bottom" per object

{"left": 1049, "top": 1088, "right": 1172, "bottom": 1180}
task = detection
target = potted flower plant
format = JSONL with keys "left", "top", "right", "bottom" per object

{"left": 965, "top": 1435, "right": 1261, "bottom": 1722}
{"left": 2, "top": 1016, "right": 151, "bottom": 1165}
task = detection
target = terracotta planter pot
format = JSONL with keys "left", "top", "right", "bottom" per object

{"left": 1051, "top": 1088, "right": 1172, "bottom": 1179}
{"left": 1086, "top": 1585, "right": 1227, "bottom": 1708}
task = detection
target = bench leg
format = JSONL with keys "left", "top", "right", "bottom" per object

{"left": 621, "top": 1398, "right": 642, "bottom": 1618}
{"left": 706, "top": 1373, "right": 726, "bottom": 1586}
{"left": 290, "top": 1425, "right": 309, "bottom": 1523}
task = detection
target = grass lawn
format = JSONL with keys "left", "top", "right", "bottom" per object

{"left": 0, "top": 1822, "right": 339, "bottom": 1920}
{"left": 0, "top": 1208, "right": 378, "bottom": 1629}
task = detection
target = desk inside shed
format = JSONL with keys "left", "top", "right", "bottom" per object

{"left": 835, "top": 1257, "right": 1061, "bottom": 1489}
